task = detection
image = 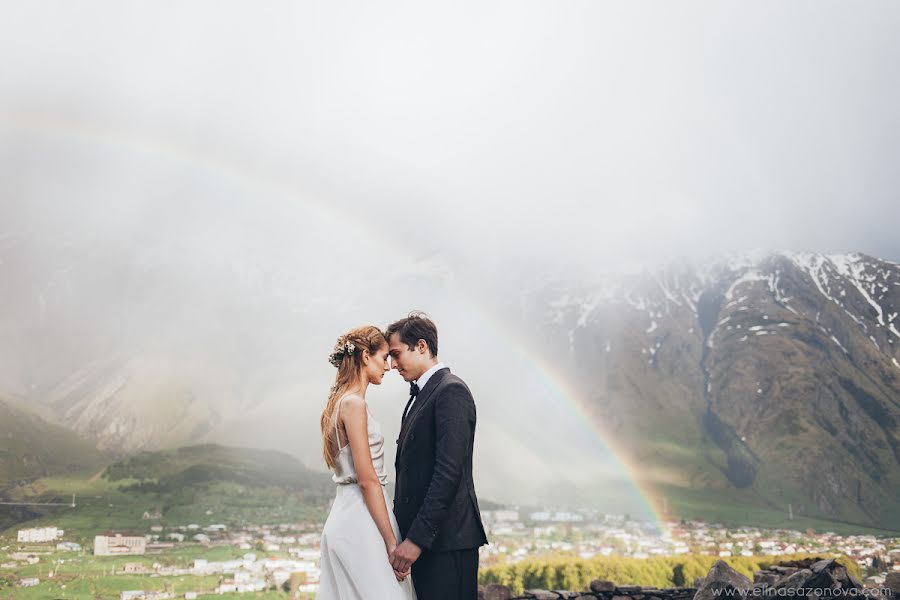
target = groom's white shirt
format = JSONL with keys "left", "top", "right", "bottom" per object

{"left": 404, "top": 361, "right": 445, "bottom": 420}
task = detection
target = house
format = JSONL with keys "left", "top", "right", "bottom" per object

{"left": 94, "top": 533, "right": 147, "bottom": 556}
{"left": 146, "top": 542, "right": 175, "bottom": 552}
{"left": 233, "top": 571, "right": 253, "bottom": 584}
{"left": 120, "top": 592, "right": 172, "bottom": 600}
{"left": 56, "top": 542, "right": 82, "bottom": 551}
{"left": 17, "top": 527, "right": 63, "bottom": 543}
{"left": 122, "top": 562, "right": 150, "bottom": 574}
{"left": 272, "top": 568, "right": 292, "bottom": 586}
{"left": 216, "top": 578, "right": 266, "bottom": 594}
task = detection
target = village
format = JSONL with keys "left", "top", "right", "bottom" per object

{"left": 2, "top": 506, "right": 899, "bottom": 598}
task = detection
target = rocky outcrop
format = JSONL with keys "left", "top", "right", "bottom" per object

{"left": 695, "top": 560, "right": 751, "bottom": 600}
{"left": 752, "top": 556, "right": 867, "bottom": 596}
{"left": 884, "top": 573, "right": 900, "bottom": 597}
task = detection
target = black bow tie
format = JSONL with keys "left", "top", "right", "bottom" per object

{"left": 402, "top": 382, "right": 419, "bottom": 424}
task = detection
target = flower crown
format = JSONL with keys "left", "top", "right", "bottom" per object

{"left": 328, "top": 335, "right": 357, "bottom": 368}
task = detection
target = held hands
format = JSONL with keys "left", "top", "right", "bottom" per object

{"left": 389, "top": 538, "right": 422, "bottom": 576}
{"left": 385, "top": 539, "right": 411, "bottom": 582}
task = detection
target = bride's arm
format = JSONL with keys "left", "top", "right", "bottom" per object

{"left": 340, "top": 394, "right": 398, "bottom": 554}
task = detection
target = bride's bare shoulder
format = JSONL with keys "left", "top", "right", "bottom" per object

{"left": 339, "top": 392, "right": 366, "bottom": 411}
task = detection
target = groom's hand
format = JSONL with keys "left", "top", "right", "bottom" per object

{"left": 389, "top": 539, "right": 422, "bottom": 573}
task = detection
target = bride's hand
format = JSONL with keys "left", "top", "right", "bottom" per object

{"left": 386, "top": 540, "right": 409, "bottom": 582}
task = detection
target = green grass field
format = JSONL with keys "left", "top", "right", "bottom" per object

{"left": 0, "top": 537, "right": 304, "bottom": 599}
{"left": 653, "top": 482, "right": 900, "bottom": 536}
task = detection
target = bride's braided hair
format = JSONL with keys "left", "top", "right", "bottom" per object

{"left": 320, "top": 325, "right": 387, "bottom": 469}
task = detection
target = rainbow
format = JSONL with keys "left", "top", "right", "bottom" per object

{"left": 456, "top": 299, "right": 670, "bottom": 534}
{"left": 1, "top": 111, "right": 671, "bottom": 535}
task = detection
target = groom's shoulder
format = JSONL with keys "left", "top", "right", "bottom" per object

{"left": 438, "top": 371, "right": 473, "bottom": 398}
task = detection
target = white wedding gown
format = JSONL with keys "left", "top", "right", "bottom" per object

{"left": 318, "top": 396, "right": 417, "bottom": 599}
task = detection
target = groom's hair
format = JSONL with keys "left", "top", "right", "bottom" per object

{"left": 386, "top": 311, "right": 438, "bottom": 358}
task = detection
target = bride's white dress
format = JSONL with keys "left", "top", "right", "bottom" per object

{"left": 318, "top": 395, "right": 417, "bottom": 599}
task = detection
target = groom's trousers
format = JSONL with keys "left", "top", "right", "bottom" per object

{"left": 411, "top": 546, "right": 479, "bottom": 600}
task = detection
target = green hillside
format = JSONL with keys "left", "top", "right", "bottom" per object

{"left": 1, "top": 399, "right": 110, "bottom": 532}
{"left": 1, "top": 443, "right": 334, "bottom": 540}
{"left": 0, "top": 399, "right": 108, "bottom": 482}
{"left": 103, "top": 443, "right": 333, "bottom": 491}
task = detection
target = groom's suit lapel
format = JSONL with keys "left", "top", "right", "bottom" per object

{"left": 397, "top": 367, "right": 449, "bottom": 453}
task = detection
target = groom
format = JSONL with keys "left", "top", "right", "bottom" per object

{"left": 386, "top": 312, "right": 488, "bottom": 600}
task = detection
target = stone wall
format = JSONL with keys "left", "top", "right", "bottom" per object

{"left": 479, "top": 581, "right": 696, "bottom": 600}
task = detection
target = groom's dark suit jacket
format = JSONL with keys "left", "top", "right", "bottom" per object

{"left": 393, "top": 367, "right": 489, "bottom": 552}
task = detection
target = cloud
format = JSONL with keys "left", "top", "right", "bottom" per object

{"left": 1, "top": 1, "right": 898, "bottom": 270}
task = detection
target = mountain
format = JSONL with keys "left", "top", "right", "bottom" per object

{"left": 0, "top": 200, "right": 576, "bottom": 505}
{"left": 0, "top": 197, "right": 457, "bottom": 458}
{"left": 511, "top": 251, "right": 900, "bottom": 530}
{"left": 3, "top": 197, "right": 900, "bottom": 532}
{"left": 0, "top": 398, "right": 107, "bottom": 483}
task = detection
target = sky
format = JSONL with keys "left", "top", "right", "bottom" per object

{"left": 2, "top": 1, "right": 899, "bottom": 272}
{"left": 1, "top": 2, "right": 899, "bottom": 508}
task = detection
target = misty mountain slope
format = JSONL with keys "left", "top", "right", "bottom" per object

{"left": 34, "top": 354, "right": 229, "bottom": 452}
{"left": 519, "top": 251, "right": 900, "bottom": 529}
{"left": 0, "top": 399, "right": 107, "bottom": 482}
{"left": 1, "top": 168, "right": 626, "bottom": 509}
{"left": 4, "top": 192, "right": 900, "bottom": 530}
{"left": 701, "top": 253, "right": 900, "bottom": 523}
{"left": 0, "top": 171, "right": 378, "bottom": 454}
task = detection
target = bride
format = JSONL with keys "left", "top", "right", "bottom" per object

{"left": 318, "top": 325, "right": 417, "bottom": 599}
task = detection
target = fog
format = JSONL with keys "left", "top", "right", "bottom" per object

{"left": 1, "top": 1, "right": 899, "bottom": 511}
{"left": 4, "top": 1, "right": 899, "bottom": 267}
